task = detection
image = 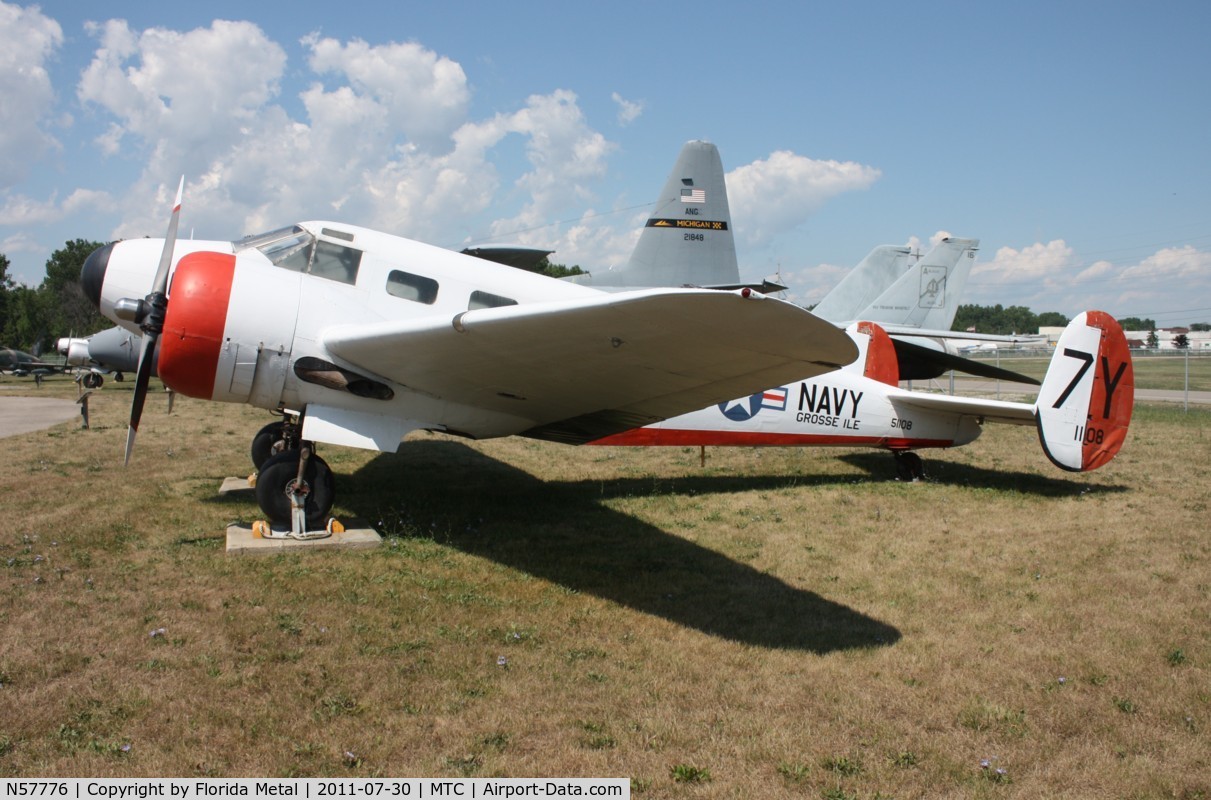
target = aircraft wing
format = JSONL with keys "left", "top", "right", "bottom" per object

{"left": 321, "top": 288, "right": 857, "bottom": 443}
{"left": 888, "top": 387, "right": 1037, "bottom": 427}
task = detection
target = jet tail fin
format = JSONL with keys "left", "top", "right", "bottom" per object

{"left": 592, "top": 140, "right": 738, "bottom": 288}
{"left": 1035, "top": 311, "right": 1134, "bottom": 472}
{"left": 812, "top": 246, "right": 911, "bottom": 323}
{"left": 860, "top": 238, "right": 978, "bottom": 329}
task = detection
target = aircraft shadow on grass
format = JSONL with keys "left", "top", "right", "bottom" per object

{"left": 836, "top": 452, "right": 1131, "bottom": 497}
{"left": 345, "top": 440, "right": 902, "bottom": 654}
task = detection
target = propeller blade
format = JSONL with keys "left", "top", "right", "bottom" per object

{"left": 125, "top": 176, "right": 184, "bottom": 465}
{"left": 152, "top": 176, "right": 184, "bottom": 296}
{"left": 124, "top": 332, "right": 157, "bottom": 465}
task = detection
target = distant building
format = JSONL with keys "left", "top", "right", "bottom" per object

{"left": 1036, "top": 326, "right": 1210, "bottom": 350}
{"left": 1107, "top": 329, "right": 1209, "bottom": 350}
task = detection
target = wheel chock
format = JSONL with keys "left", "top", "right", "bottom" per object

{"left": 249, "top": 518, "right": 335, "bottom": 541}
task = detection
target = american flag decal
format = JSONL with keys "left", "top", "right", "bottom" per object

{"left": 761, "top": 387, "right": 788, "bottom": 410}
{"left": 680, "top": 188, "right": 706, "bottom": 203}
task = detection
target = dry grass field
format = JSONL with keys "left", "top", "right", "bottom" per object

{"left": 1, "top": 373, "right": 1208, "bottom": 798}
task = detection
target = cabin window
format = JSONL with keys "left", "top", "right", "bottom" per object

{"left": 310, "top": 240, "right": 362, "bottom": 284}
{"left": 468, "top": 290, "right": 518, "bottom": 310}
{"left": 386, "top": 270, "right": 439, "bottom": 304}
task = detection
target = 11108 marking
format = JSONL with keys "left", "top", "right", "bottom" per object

{"left": 1073, "top": 424, "right": 1106, "bottom": 445}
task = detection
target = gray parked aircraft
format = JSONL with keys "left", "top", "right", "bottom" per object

{"left": 0, "top": 347, "right": 63, "bottom": 377}
{"left": 57, "top": 326, "right": 145, "bottom": 388}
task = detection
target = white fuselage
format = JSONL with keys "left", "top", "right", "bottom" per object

{"left": 593, "top": 327, "right": 984, "bottom": 451}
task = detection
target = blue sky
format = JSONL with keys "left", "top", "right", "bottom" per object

{"left": 3, "top": 1, "right": 1210, "bottom": 323}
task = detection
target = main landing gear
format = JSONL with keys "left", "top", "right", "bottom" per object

{"left": 893, "top": 450, "right": 926, "bottom": 482}
{"left": 249, "top": 412, "right": 337, "bottom": 537}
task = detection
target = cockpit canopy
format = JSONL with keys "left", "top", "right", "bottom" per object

{"left": 235, "top": 225, "right": 362, "bottom": 285}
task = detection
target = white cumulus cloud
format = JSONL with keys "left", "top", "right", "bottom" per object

{"left": 726, "top": 151, "right": 881, "bottom": 248}
{"left": 0, "top": 188, "right": 111, "bottom": 226}
{"left": 303, "top": 34, "right": 469, "bottom": 153}
{"left": 611, "top": 92, "right": 643, "bottom": 126}
{"left": 0, "top": 2, "right": 63, "bottom": 185}
{"left": 69, "top": 20, "right": 621, "bottom": 256}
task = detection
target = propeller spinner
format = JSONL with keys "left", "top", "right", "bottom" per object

{"left": 117, "top": 177, "right": 184, "bottom": 464}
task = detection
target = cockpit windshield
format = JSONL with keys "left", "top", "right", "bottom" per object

{"left": 233, "top": 225, "right": 362, "bottom": 285}
{"left": 233, "top": 225, "right": 315, "bottom": 272}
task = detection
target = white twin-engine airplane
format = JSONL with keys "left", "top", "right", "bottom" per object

{"left": 80, "top": 181, "right": 857, "bottom": 530}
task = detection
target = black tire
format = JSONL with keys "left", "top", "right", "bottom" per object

{"left": 255, "top": 450, "right": 336, "bottom": 528}
{"left": 894, "top": 451, "right": 925, "bottom": 481}
{"left": 250, "top": 420, "right": 288, "bottom": 470}
{"left": 83, "top": 372, "right": 103, "bottom": 389}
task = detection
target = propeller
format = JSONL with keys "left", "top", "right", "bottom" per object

{"left": 123, "top": 177, "right": 184, "bottom": 464}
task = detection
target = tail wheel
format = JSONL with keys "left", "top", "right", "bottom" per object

{"left": 255, "top": 450, "right": 335, "bottom": 527}
{"left": 894, "top": 451, "right": 925, "bottom": 482}
{"left": 251, "top": 420, "right": 288, "bottom": 470}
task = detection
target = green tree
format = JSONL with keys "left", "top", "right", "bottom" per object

{"left": 537, "top": 258, "right": 585, "bottom": 279}
{"left": 1173, "top": 333, "right": 1190, "bottom": 349}
{"left": 41, "top": 239, "right": 108, "bottom": 338}
{"left": 1190, "top": 322, "right": 1210, "bottom": 332}
{"left": 1119, "top": 316, "right": 1156, "bottom": 331}
{"left": 1, "top": 285, "right": 48, "bottom": 351}
{"left": 1146, "top": 329, "right": 1159, "bottom": 349}
{"left": 952, "top": 304, "right": 1041, "bottom": 335}
{"left": 1036, "top": 311, "right": 1069, "bottom": 327}
{"left": 0, "top": 252, "right": 12, "bottom": 341}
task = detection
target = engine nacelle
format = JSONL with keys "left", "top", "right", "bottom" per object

{"left": 159, "top": 251, "right": 299, "bottom": 408}
{"left": 57, "top": 337, "right": 92, "bottom": 366}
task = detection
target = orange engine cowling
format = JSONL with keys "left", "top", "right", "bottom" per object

{"left": 158, "top": 252, "right": 237, "bottom": 400}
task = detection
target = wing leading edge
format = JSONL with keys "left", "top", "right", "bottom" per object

{"left": 321, "top": 288, "right": 858, "bottom": 443}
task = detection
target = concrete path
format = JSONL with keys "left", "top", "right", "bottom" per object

{"left": 1133, "top": 388, "right": 1211, "bottom": 405}
{"left": 0, "top": 396, "right": 80, "bottom": 438}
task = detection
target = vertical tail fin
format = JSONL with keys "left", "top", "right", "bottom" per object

{"left": 845, "top": 320, "right": 900, "bottom": 386}
{"left": 1036, "top": 311, "right": 1134, "bottom": 472}
{"left": 860, "top": 237, "right": 978, "bottom": 329}
{"left": 811, "top": 246, "right": 911, "bottom": 323}
{"left": 593, "top": 140, "right": 738, "bottom": 288}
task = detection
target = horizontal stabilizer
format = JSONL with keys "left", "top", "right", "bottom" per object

{"left": 701, "top": 279, "right": 788, "bottom": 294}
{"left": 890, "top": 388, "right": 1037, "bottom": 427}
{"left": 461, "top": 245, "right": 555, "bottom": 272}
{"left": 891, "top": 337, "right": 1041, "bottom": 384}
